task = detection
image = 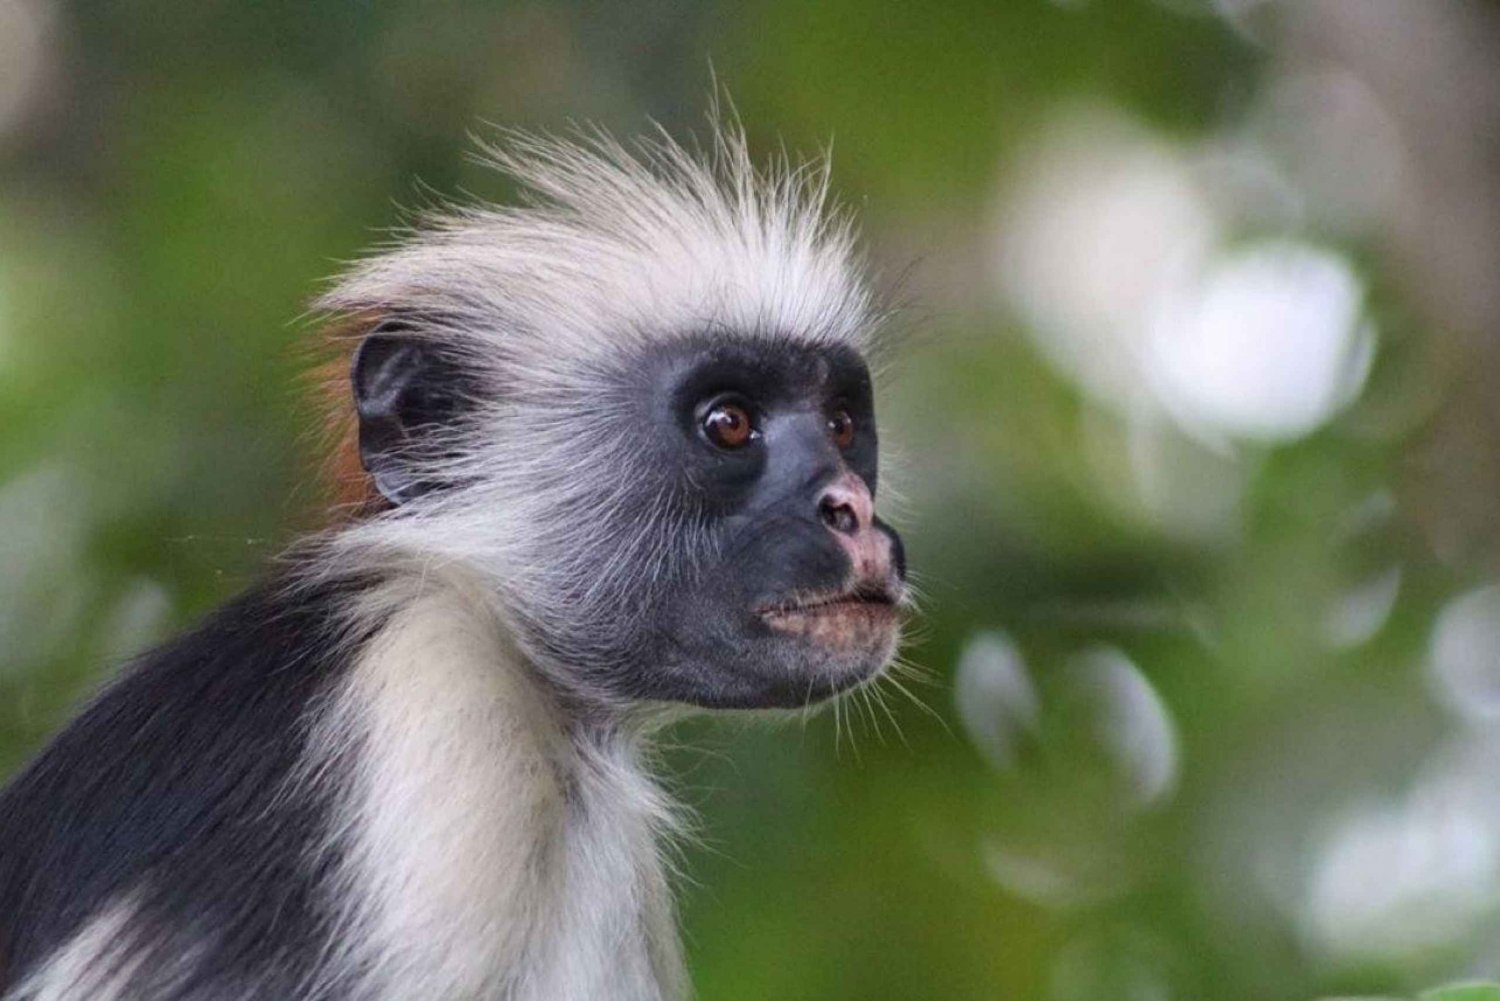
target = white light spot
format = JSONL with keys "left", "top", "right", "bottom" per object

{"left": 1070, "top": 647, "right": 1180, "bottom": 808}
{"left": 954, "top": 631, "right": 1039, "bottom": 769}
{"left": 994, "top": 106, "right": 1218, "bottom": 413}
{"left": 1429, "top": 585, "right": 1500, "bottom": 723}
{"left": 1324, "top": 565, "right": 1402, "bottom": 650}
{"left": 981, "top": 839, "right": 1138, "bottom": 911}
{"left": 1301, "top": 795, "right": 1499, "bottom": 965}
{"left": 983, "top": 845, "right": 1086, "bottom": 907}
{"left": 995, "top": 108, "right": 1375, "bottom": 446}
{"left": 1148, "top": 241, "right": 1374, "bottom": 442}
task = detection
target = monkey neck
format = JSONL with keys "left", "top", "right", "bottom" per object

{"left": 318, "top": 567, "right": 686, "bottom": 1001}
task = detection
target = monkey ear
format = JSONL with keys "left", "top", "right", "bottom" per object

{"left": 351, "top": 325, "right": 468, "bottom": 505}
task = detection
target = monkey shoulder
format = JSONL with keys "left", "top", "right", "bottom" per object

{"left": 0, "top": 574, "right": 366, "bottom": 998}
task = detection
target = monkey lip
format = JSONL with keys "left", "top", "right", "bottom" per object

{"left": 756, "top": 583, "right": 902, "bottom": 633}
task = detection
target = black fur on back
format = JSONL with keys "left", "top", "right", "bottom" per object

{"left": 0, "top": 571, "right": 378, "bottom": 998}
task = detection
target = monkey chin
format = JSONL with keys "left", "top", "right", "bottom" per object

{"left": 759, "top": 599, "right": 902, "bottom": 697}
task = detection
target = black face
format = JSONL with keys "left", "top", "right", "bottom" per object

{"left": 604, "top": 334, "right": 908, "bottom": 707}
{"left": 353, "top": 329, "right": 908, "bottom": 709}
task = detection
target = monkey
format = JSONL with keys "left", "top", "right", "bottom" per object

{"left": 0, "top": 123, "right": 908, "bottom": 1001}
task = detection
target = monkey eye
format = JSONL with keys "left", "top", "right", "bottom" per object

{"left": 699, "top": 397, "right": 758, "bottom": 451}
{"left": 828, "top": 407, "right": 856, "bottom": 450}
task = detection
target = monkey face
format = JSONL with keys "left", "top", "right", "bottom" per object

{"left": 579, "top": 334, "right": 908, "bottom": 709}
{"left": 351, "top": 327, "right": 907, "bottom": 711}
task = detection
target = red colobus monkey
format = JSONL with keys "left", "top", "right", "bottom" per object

{"left": 0, "top": 124, "right": 908, "bottom": 1001}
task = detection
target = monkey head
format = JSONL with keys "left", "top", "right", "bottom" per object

{"left": 327, "top": 132, "right": 908, "bottom": 711}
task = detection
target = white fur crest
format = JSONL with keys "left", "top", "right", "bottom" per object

{"left": 317, "top": 123, "right": 876, "bottom": 368}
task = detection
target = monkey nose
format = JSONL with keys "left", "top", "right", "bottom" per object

{"left": 816, "top": 475, "right": 896, "bottom": 585}
{"left": 817, "top": 474, "right": 872, "bottom": 537}
{"left": 818, "top": 494, "right": 859, "bottom": 535}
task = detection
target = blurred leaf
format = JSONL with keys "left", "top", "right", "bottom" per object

{"left": 1418, "top": 985, "right": 1500, "bottom": 1001}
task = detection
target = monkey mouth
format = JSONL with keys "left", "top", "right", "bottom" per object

{"left": 756, "top": 582, "right": 902, "bottom": 639}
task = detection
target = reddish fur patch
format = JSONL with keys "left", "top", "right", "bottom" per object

{"left": 310, "top": 314, "right": 384, "bottom": 522}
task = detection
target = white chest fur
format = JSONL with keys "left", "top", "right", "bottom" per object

{"left": 318, "top": 580, "right": 685, "bottom": 1001}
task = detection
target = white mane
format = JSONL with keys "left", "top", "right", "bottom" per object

{"left": 316, "top": 124, "right": 875, "bottom": 373}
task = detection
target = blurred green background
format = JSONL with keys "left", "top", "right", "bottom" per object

{"left": 4, "top": 1, "right": 1500, "bottom": 998}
